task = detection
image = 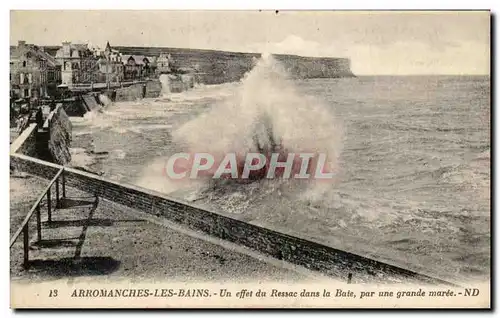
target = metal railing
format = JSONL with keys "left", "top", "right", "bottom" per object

{"left": 9, "top": 168, "right": 65, "bottom": 269}
{"left": 68, "top": 80, "right": 147, "bottom": 90}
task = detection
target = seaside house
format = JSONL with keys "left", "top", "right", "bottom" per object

{"left": 122, "top": 55, "right": 154, "bottom": 80}
{"left": 97, "top": 42, "right": 125, "bottom": 83}
{"left": 55, "top": 41, "right": 99, "bottom": 85}
{"left": 156, "top": 53, "right": 172, "bottom": 75}
{"left": 10, "top": 40, "right": 62, "bottom": 100}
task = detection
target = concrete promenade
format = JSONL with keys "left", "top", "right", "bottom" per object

{"left": 10, "top": 174, "right": 315, "bottom": 283}
{"left": 10, "top": 126, "right": 315, "bottom": 283}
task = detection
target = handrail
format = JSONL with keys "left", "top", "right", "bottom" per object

{"left": 10, "top": 168, "right": 64, "bottom": 248}
{"left": 69, "top": 80, "right": 147, "bottom": 89}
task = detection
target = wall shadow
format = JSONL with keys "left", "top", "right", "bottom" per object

{"left": 27, "top": 256, "right": 120, "bottom": 277}
{"left": 32, "top": 238, "right": 80, "bottom": 248}
{"left": 43, "top": 218, "right": 146, "bottom": 228}
{"left": 57, "top": 197, "right": 97, "bottom": 209}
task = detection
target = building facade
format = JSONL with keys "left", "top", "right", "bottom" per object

{"left": 97, "top": 42, "right": 125, "bottom": 83}
{"left": 122, "top": 55, "right": 155, "bottom": 80}
{"left": 55, "top": 41, "right": 99, "bottom": 85}
{"left": 43, "top": 48, "right": 62, "bottom": 97}
{"left": 156, "top": 53, "right": 172, "bottom": 75}
{"left": 10, "top": 40, "right": 61, "bottom": 100}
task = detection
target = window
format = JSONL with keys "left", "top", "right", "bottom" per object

{"left": 24, "top": 89, "right": 29, "bottom": 97}
{"left": 22, "top": 61, "right": 26, "bottom": 67}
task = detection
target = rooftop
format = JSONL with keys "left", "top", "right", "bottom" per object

{"left": 10, "top": 42, "right": 60, "bottom": 67}
{"left": 122, "top": 55, "right": 151, "bottom": 66}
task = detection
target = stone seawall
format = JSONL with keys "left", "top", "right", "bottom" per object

{"left": 82, "top": 94, "right": 101, "bottom": 112}
{"left": 165, "top": 74, "right": 196, "bottom": 93}
{"left": 113, "top": 81, "right": 162, "bottom": 101}
{"left": 44, "top": 105, "right": 72, "bottom": 165}
{"left": 144, "top": 80, "right": 162, "bottom": 98}
{"left": 113, "top": 77, "right": 193, "bottom": 102}
{"left": 10, "top": 105, "right": 73, "bottom": 165}
{"left": 10, "top": 151, "right": 455, "bottom": 286}
{"left": 114, "top": 83, "right": 149, "bottom": 101}
{"left": 61, "top": 94, "right": 103, "bottom": 117}
{"left": 10, "top": 124, "right": 38, "bottom": 157}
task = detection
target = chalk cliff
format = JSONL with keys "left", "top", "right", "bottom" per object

{"left": 273, "top": 54, "right": 354, "bottom": 79}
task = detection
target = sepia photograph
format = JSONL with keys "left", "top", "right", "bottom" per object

{"left": 8, "top": 10, "right": 491, "bottom": 308}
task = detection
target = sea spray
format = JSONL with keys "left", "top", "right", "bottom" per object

{"left": 157, "top": 55, "right": 344, "bottom": 213}
{"left": 98, "top": 94, "right": 113, "bottom": 106}
{"left": 69, "top": 147, "right": 96, "bottom": 168}
{"left": 172, "top": 54, "right": 343, "bottom": 182}
{"left": 133, "top": 55, "right": 344, "bottom": 212}
{"left": 159, "top": 74, "right": 172, "bottom": 98}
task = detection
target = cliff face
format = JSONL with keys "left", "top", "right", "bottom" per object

{"left": 115, "top": 46, "right": 355, "bottom": 84}
{"left": 273, "top": 54, "right": 354, "bottom": 79}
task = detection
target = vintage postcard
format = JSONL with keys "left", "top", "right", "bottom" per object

{"left": 9, "top": 10, "right": 491, "bottom": 308}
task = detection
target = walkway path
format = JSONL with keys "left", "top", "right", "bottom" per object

{"left": 10, "top": 175, "right": 317, "bottom": 283}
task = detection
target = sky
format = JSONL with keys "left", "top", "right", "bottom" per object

{"left": 10, "top": 10, "right": 490, "bottom": 75}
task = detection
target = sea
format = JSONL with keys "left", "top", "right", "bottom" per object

{"left": 70, "top": 57, "right": 490, "bottom": 283}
